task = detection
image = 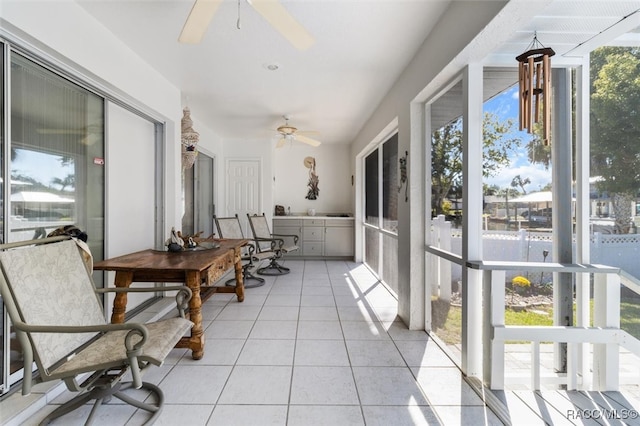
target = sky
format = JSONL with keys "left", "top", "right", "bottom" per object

{"left": 482, "top": 85, "right": 552, "bottom": 193}
{"left": 11, "top": 149, "right": 74, "bottom": 190}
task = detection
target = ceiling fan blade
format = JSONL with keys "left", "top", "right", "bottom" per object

{"left": 276, "top": 137, "right": 287, "bottom": 148}
{"left": 248, "top": 0, "right": 315, "bottom": 51}
{"left": 178, "top": 0, "right": 223, "bottom": 44}
{"left": 295, "top": 134, "right": 321, "bottom": 147}
{"left": 296, "top": 130, "right": 320, "bottom": 136}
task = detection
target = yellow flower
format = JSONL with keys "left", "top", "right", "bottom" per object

{"left": 511, "top": 275, "right": 531, "bottom": 288}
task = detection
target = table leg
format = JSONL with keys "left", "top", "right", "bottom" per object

{"left": 111, "top": 271, "right": 133, "bottom": 324}
{"left": 234, "top": 248, "right": 245, "bottom": 303}
{"left": 184, "top": 270, "right": 205, "bottom": 360}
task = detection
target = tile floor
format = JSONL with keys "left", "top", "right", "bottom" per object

{"left": 5, "top": 260, "right": 503, "bottom": 425}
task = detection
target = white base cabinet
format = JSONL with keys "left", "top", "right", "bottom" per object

{"left": 324, "top": 220, "right": 355, "bottom": 257}
{"left": 272, "top": 217, "right": 354, "bottom": 259}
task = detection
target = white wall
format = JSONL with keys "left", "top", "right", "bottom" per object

{"left": 274, "top": 143, "right": 351, "bottom": 215}
{"left": 106, "top": 103, "right": 157, "bottom": 255}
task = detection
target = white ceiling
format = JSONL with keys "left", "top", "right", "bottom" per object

{"left": 487, "top": 1, "right": 640, "bottom": 64}
{"left": 76, "top": 0, "right": 640, "bottom": 146}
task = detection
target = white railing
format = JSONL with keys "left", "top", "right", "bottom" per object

{"left": 432, "top": 219, "right": 640, "bottom": 282}
{"left": 467, "top": 260, "right": 640, "bottom": 391}
{"left": 428, "top": 216, "right": 640, "bottom": 390}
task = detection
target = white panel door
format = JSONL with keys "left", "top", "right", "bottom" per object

{"left": 226, "top": 159, "right": 261, "bottom": 234}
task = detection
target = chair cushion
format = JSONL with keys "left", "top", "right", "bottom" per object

{"left": 51, "top": 317, "right": 192, "bottom": 378}
{"left": 252, "top": 251, "right": 275, "bottom": 261}
{"left": 283, "top": 244, "right": 299, "bottom": 253}
{"left": 0, "top": 240, "right": 106, "bottom": 371}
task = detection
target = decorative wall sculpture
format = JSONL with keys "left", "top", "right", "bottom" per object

{"left": 398, "top": 151, "right": 408, "bottom": 202}
{"left": 304, "top": 156, "right": 319, "bottom": 200}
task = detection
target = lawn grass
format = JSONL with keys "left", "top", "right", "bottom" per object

{"left": 621, "top": 299, "right": 640, "bottom": 339}
{"left": 431, "top": 297, "right": 640, "bottom": 346}
{"left": 505, "top": 306, "right": 553, "bottom": 326}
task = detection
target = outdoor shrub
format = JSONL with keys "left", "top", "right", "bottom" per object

{"left": 511, "top": 275, "right": 531, "bottom": 295}
{"left": 512, "top": 275, "right": 531, "bottom": 288}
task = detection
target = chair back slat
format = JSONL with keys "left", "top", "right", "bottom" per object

{"left": 247, "top": 214, "right": 273, "bottom": 251}
{"left": 215, "top": 215, "right": 244, "bottom": 239}
{"left": 0, "top": 239, "right": 105, "bottom": 371}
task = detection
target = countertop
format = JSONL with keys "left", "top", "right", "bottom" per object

{"left": 273, "top": 215, "right": 354, "bottom": 220}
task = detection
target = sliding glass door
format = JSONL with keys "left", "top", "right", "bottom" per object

{"left": 2, "top": 49, "right": 105, "bottom": 393}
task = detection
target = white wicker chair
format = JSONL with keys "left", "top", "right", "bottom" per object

{"left": 0, "top": 236, "right": 193, "bottom": 425}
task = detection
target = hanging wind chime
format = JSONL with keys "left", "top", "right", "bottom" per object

{"left": 516, "top": 34, "right": 555, "bottom": 146}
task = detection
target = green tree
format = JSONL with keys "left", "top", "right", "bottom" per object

{"left": 431, "top": 112, "right": 521, "bottom": 216}
{"left": 511, "top": 175, "right": 531, "bottom": 194}
{"left": 483, "top": 183, "right": 501, "bottom": 196}
{"left": 525, "top": 72, "right": 576, "bottom": 172}
{"left": 497, "top": 186, "right": 521, "bottom": 222}
{"left": 526, "top": 126, "right": 552, "bottom": 170}
{"left": 51, "top": 174, "right": 75, "bottom": 192}
{"left": 591, "top": 46, "right": 640, "bottom": 233}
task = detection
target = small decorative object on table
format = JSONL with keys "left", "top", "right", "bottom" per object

{"left": 166, "top": 227, "right": 185, "bottom": 252}
{"left": 165, "top": 228, "right": 218, "bottom": 251}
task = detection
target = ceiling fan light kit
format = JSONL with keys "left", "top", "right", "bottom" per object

{"left": 275, "top": 116, "right": 321, "bottom": 148}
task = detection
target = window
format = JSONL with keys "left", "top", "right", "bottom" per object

{"left": 9, "top": 53, "right": 105, "bottom": 251}
{"left": 363, "top": 132, "right": 398, "bottom": 294}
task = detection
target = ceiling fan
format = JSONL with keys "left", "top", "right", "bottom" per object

{"left": 179, "top": 0, "right": 315, "bottom": 51}
{"left": 275, "top": 116, "right": 321, "bottom": 148}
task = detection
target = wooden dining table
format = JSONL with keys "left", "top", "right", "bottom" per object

{"left": 93, "top": 238, "right": 247, "bottom": 360}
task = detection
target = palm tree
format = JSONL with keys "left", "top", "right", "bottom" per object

{"left": 51, "top": 174, "right": 75, "bottom": 192}
{"left": 511, "top": 175, "right": 531, "bottom": 194}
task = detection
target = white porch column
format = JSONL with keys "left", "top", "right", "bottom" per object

{"left": 398, "top": 102, "right": 426, "bottom": 330}
{"left": 424, "top": 103, "right": 434, "bottom": 332}
{"left": 574, "top": 57, "right": 591, "bottom": 389}
{"left": 462, "top": 62, "right": 483, "bottom": 376}
{"left": 552, "top": 68, "right": 574, "bottom": 374}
